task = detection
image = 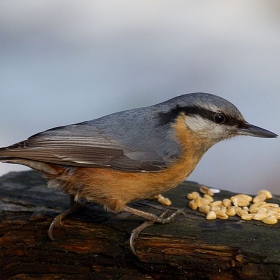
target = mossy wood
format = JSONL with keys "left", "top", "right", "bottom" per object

{"left": 0, "top": 171, "right": 279, "bottom": 280}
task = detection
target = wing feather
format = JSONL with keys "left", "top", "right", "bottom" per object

{"left": 0, "top": 122, "right": 168, "bottom": 172}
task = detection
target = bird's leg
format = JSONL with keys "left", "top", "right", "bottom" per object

{"left": 48, "top": 196, "right": 83, "bottom": 240}
{"left": 123, "top": 205, "right": 187, "bottom": 254}
{"left": 130, "top": 220, "right": 155, "bottom": 255}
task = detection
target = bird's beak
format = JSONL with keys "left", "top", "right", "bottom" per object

{"left": 238, "top": 124, "right": 278, "bottom": 138}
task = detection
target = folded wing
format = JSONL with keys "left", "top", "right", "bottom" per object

{"left": 0, "top": 122, "right": 168, "bottom": 172}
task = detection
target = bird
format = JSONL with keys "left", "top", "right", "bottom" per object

{"left": 0, "top": 92, "right": 277, "bottom": 254}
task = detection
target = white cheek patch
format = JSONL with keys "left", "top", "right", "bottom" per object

{"left": 184, "top": 115, "right": 225, "bottom": 137}
{"left": 185, "top": 115, "right": 211, "bottom": 132}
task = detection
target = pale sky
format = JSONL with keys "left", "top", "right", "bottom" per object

{"left": 0, "top": 0, "right": 280, "bottom": 194}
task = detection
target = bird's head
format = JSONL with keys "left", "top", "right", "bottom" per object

{"left": 158, "top": 93, "right": 277, "bottom": 146}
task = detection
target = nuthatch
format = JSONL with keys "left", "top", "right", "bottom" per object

{"left": 0, "top": 92, "right": 277, "bottom": 254}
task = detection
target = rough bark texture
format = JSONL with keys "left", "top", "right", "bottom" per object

{"left": 0, "top": 170, "right": 280, "bottom": 280}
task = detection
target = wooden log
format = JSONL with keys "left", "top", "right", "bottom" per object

{"left": 0, "top": 170, "right": 280, "bottom": 279}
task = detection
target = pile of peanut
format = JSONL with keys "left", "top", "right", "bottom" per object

{"left": 187, "top": 186, "right": 280, "bottom": 225}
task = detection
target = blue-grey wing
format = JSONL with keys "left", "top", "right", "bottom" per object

{"left": 0, "top": 109, "right": 181, "bottom": 172}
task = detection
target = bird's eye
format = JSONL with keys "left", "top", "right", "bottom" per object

{"left": 214, "top": 113, "right": 225, "bottom": 124}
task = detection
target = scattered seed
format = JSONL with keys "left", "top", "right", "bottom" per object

{"left": 222, "top": 199, "right": 232, "bottom": 208}
{"left": 187, "top": 192, "right": 200, "bottom": 200}
{"left": 262, "top": 216, "right": 278, "bottom": 225}
{"left": 236, "top": 209, "right": 248, "bottom": 217}
{"left": 189, "top": 200, "right": 197, "bottom": 210}
{"left": 206, "top": 211, "right": 216, "bottom": 220}
{"left": 249, "top": 202, "right": 266, "bottom": 213}
{"left": 256, "top": 208, "right": 267, "bottom": 214}
{"left": 204, "top": 194, "right": 214, "bottom": 203}
{"left": 230, "top": 194, "right": 252, "bottom": 207}
{"left": 253, "top": 194, "right": 266, "bottom": 203}
{"left": 226, "top": 207, "right": 236, "bottom": 216}
{"left": 186, "top": 189, "right": 276, "bottom": 226}
{"left": 195, "top": 197, "right": 210, "bottom": 207}
{"left": 261, "top": 203, "right": 279, "bottom": 209}
{"left": 241, "top": 214, "right": 254, "bottom": 221}
{"left": 199, "top": 205, "right": 210, "bottom": 214}
{"left": 232, "top": 194, "right": 252, "bottom": 201}
{"left": 155, "top": 194, "right": 172, "bottom": 206}
{"left": 267, "top": 207, "right": 280, "bottom": 213}
{"left": 215, "top": 211, "right": 228, "bottom": 220}
{"left": 210, "top": 200, "right": 222, "bottom": 207}
{"left": 199, "top": 186, "right": 214, "bottom": 196}
{"left": 258, "top": 190, "right": 272, "bottom": 199}
{"left": 269, "top": 212, "right": 280, "bottom": 220}
{"left": 253, "top": 213, "right": 268, "bottom": 221}
{"left": 211, "top": 206, "right": 222, "bottom": 212}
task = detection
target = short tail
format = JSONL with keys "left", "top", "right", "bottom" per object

{"left": 0, "top": 147, "right": 62, "bottom": 175}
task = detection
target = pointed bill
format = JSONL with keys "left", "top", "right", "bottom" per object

{"left": 239, "top": 124, "right": 277, "bottom": 138}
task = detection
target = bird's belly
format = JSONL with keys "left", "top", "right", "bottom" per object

{"left": 50, "top": 153, "right": 200, "bottom": 213}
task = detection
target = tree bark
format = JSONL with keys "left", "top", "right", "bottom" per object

{"left": 0, "top": 170, "right": 280, "bottom": 280}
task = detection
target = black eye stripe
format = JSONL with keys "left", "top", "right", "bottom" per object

{"left": 158, "top": 105, "right": 245, "bottom": 127}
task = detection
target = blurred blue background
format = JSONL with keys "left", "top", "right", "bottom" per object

{"left": 0, "top": 0, "right": 279, "bottom": 194}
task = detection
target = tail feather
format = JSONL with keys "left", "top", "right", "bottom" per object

{"left": 0, "top": 146, "right": 62, "bottom": 175}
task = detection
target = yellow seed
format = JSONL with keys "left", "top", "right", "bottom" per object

{"left": 211, "top": 205, "right": 226, "bottom": 213}
{"left": 266, "top": 207, "right": 280, "bottom": 213}
{"left": 262, "top": 216, "right": 278, "bottom": 225}
{"left": 249, "top": 202, "right": 266, "bottom": 213}
{"left": 189, "top": 200, "right": 197, "bottom": 210}
{"left": 236, "top": 209, "right": 248, "bottom": 217}
{"left": 261, "top": 203, "right": 279, "bottom": 209}
{"left": 156, "top": 195, "right": 172, "bottom": 206}
{"left": 187, "top": 192, "right": 200, "bottom": 200}
{"left": 253, "top": 213, "right": 268, "bottom": 220}
{"left": 204, "top": 194, "right": 214, "bottom": 203}
{"left": 256, "top": 208, "right": 267, "bottom": 214}
{"left": 206, "top": 210, "right": 216, "bottom": 220}
{"left": 162, "top": 198, "right": 172, "bottom": 206}
{"left": 226, "top": 207, "right": 236, "bottom": 216}
{"left": 199, "top": 205, "right": 210, "bottom": 214}
{"left": 230, "top": 194, "right": 252, "bottom": 207}
{"left": 220, "top": 206, "right": 227, "bottom": 213}
{"left": 215, "top": 211, "right": 228, "bottom": 219}
{"left": 258, "top": 190, "right": 272, "bottom": 199}
{"left": 241, "top": 214, "right": 254, "bottom": 220}
{"left": 222, "top": 199, "right": 231, "bottom": 208}
{"left": 195, "top": 197, "right": 210, "bottom": 207}
{"left": 267, "top": 209, "right": 279, "bottom": 216}
{"left": 231, "top": 194, "right": 252, "bottom": 201}
{"left": 268, "top": 211, "right": 280, "bottom": 220}
{"left": 199, "top": 186, "right": 214, "bottom": 196}
{"left": 253, "top": 194, "right": 266, "bottom": 203}
{"left": 210, "top": 200, "right": 222, "bottom": 207}
{"left": 211, "top": 206, "right": 222, "bottom": 212}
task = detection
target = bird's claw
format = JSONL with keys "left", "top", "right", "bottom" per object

{"left": 48, "top": 196, "right": 82, "bottom": 241}
{"left": 130, "top": 220, "right": 155, "bottom": 255}
{"left": 129, "top": 208, "right": 187, "bottom": 255}
{"left": 48, "top": 215, "right": 64, "bottom": 240}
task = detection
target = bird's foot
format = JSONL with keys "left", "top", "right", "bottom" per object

{"left": 123, "top": 206, "right": 187, "bottom": 255}
{"left": 48, "top": 196, "right": 84, "bottom": 240}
